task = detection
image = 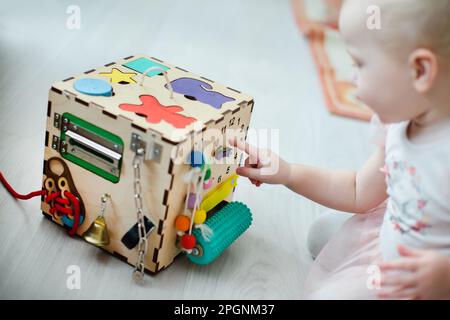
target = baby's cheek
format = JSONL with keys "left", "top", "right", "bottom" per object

{"left": 356, "top": 80, "right": 376, "bottom": 107}
{"left": 360, "top": 77, "right": 391, "bottom": 116}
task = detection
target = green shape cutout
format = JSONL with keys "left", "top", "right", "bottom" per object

{"left": 123, "top": 57, "right": 169, "bottom": 77}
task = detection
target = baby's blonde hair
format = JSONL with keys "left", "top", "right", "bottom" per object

{"left": 385, "top": 0, "right": 450, "bottom": 57}
{"left": 345, "top": 0, "right": 450, "bottom": 57}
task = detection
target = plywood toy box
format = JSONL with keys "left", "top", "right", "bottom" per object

{"left": 41, "top": 54, "right": 254, "bottom": 278}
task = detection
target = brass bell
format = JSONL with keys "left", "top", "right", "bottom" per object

{"left": 83, "top": 215, "right": 110, "bottom": 247}
{"left": 83, "top": 194, "right": 110, "bottom": 247}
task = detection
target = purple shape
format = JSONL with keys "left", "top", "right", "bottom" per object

{"left": 187, "top": 192, "right": 202, "bottom": 209}
{"left": 167, "top": 78, "right": 235, "bottom": 109}
{"left": 214, "top": 147, "right": 233, "bottom": 160}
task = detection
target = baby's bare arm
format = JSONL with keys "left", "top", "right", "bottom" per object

{"left": 231, "top": 139, "right": 387, "bottom": 214}
{"left": 286, "top": 147, "right": 388, "bottom": 213}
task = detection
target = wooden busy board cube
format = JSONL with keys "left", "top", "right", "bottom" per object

{"left": 41, "top": 54, "right": 254, "bottom": 274}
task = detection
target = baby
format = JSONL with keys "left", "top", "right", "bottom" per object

{"left": 231, "top": 0, "right": 450, "bottom": 299}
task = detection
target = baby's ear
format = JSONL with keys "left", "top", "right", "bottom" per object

{"left": 409, "top": 48, "right": 438, "bottom": 94}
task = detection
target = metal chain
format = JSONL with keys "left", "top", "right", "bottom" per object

{"left": 99, "top": 194, "right": 110, "bottom": 217}
{"left": 132, "top": 147, "right": 148, "bottom": 283}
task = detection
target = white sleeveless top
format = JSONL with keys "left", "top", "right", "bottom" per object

{"left": 377, "top": 118, "right": 450, "bottom": 260}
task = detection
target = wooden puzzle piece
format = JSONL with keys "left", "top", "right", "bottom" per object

{"left": 167, "top": 78, "right": 235, "bottom": 109}
{"left": 123, "top": 57, "right": 169, "bottom": 77}
{"left": 119, "top": 95, "right": 197, "bottom": 129}
{"left": 99, "top": 68, "right": 137, "bottom": 84}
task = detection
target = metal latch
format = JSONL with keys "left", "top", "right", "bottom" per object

{"left": 130, "top": 133, "right": 162, "bottom": 163}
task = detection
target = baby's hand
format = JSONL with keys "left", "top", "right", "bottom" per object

{"left": 378, "top": 245, "right": 450, "bottom": 300}
{"left": 229, "top": 138, "right": 291, "bottom": 187}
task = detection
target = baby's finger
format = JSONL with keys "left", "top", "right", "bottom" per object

{"left": 244, "top": 155, "right": 261, "bottom": 169}
{"left": 249, "top": 178, "right": 262, "bottom": 187}
{"left": 230, "top": 138, "right": 259, "bottom": 165}
{"left": 397, "top": 245, "right": 424, "bottom": 258}
{"left": 377, "top": 287, "right": 419, "bottom": 300}
{"left": 379, "top": 259, "right": 418, "bottom": 273}
{"left": 236, "top": 166, "right": 263, "bottom": 181}
{"left": 380, "top": 273, "right": 416, "bottom": 289}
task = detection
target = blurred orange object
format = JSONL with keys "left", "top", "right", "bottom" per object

{"left": 291, "top": 0, "right": 342, "bottom": 36}
{"left": 291, "top": 0, "right": 374, "bottom": 121}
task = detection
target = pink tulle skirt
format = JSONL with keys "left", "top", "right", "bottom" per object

{"left": 302, "top": 203, "right": 387, "bottom": 300}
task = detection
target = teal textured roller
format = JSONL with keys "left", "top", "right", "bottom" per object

{"left": 187, "top": 202, "right": 252, "bottom": 265}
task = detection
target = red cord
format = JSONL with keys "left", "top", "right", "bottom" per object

{"left": 0, "top": 172, "right": 46, "bottom": 199}
{"left": 1, "top": 171, "right": 80, "bottom": 235}
{"left": 64, "top": 191, "right": 80, "bottom": 236}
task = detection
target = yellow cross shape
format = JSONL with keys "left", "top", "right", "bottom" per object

{"left": 100, "top": 68, "right": 137, "bottom": 84}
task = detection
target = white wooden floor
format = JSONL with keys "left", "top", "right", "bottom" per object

{"left": 0, "top": 0, "right": 372, "bottom": 299}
